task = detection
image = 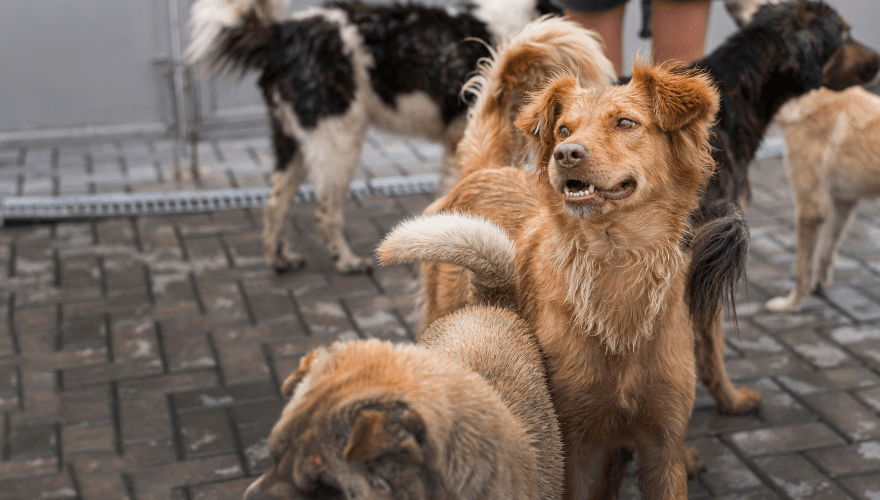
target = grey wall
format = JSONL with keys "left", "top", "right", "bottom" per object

{"left": 0, "top": 0, "right": 174, "bottom": 141}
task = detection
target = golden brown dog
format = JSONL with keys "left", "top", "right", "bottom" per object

{"left": 394, "top": 62, "right": 720, "bottom": 497}
{"left": 243, "top": 297, "right": 563, "bottom": 499}
{"left": 765, "top": 85, "right": 880, "bottom": 312}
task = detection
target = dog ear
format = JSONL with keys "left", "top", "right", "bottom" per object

{"left": 630, "top": 63, "right": 719, "bottom": 132}
{"left": 280, "top": 349, "right": 326, "bottom": 397}
{"left": 515, "top": 72, "right": 580, "bottom": 147}
{"left": 343, "top": 407, "right": 426, "bottom": 465}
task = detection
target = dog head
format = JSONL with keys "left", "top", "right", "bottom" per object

{"left": 515, "top": 63, "right": 719, "bottom": 221}
{"left": 243, "top": 342, "right": 435, "bottom": 500}
{"left": 742, "top": 0, "right": 879, "bottom": 90}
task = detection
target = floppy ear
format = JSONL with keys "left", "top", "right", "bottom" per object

{"left": 280, "top": 349, "right": 325, "bottom": 397}
{"left": 630, "top": 63, "right": 719, "bottom": 132}
{"left": 343, "top": 407, "right": 426, "bottom": 465}
{"left": 515, "top": 72, "right": 580, "bottom": 147}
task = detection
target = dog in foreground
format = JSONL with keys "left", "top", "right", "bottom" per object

{"left": 764, "top": 86, "right": 880, "bottom": 312}
{"left": 187, "top": 0, "right": 614, "bottom": 274}
{"left": 243, "top": 296, "right": 563, "bottom": 499}
{"left": 391, "top": 28, "right": 721, "bottom": 497}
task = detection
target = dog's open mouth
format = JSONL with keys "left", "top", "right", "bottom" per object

{"left": 563, "top": 178, "right": 636, "bottom": 205}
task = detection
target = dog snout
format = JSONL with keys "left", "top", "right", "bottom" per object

{"left": 553, "top": 143, "right": 589, "bottom": 168}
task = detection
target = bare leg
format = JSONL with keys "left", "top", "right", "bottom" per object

{"left": 814, "top": 198, "right": 858, "bottom": 292}
{"left": 651, "top": 0, "right": 711, "bottom": 65}
{"left": 566, "top": 5, "right": 625, "bottom": 76}
{"left": 696, "top": 313, "right": 762, "bottom": 414}
{"left": 766, "top": 196, "right": 827, "bottom": 312}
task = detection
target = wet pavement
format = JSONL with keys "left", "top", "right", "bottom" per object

{"left": 2, "top": 130, "right": 880, "bottom": 499}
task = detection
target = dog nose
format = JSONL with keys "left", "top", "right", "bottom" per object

{"left": 553, "top": 143, "right": 588, "bottom": 168}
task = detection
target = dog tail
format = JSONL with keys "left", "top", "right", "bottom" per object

{"left": 186, "top": 0, "right": 289, "bottom": 73}
{"left": 457, "top": 15, "right": 616, "bottom": 179}
{"left": 377, "top": 213, "right": 517, "bottom": 308}
{"left": 687, "top": 202, "right": 749, "bottom": 334}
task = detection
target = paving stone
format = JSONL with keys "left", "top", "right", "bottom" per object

{"left": 807, "top": 440, "right": 880, "bottom": 477}
{"left": 839, "top": 473, "right": 880, "bottom": 500}
{"left": 778, "top": 330, "right": 856, "bottom": 369}
{"left": 729, "top": 422, "right": 846, "bottom": 456}
{"left": 752, "top": 454, "right": 850, "bottom": 500}
{"left": 179, "top": 409, "right": 235, "bottom": 458}
{"left": 689, "top": 438, "right": 762, "bottom": 495}
{"left": 804, "top": 391, "right": 880, "bottom": 441}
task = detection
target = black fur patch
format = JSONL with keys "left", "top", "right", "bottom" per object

{"left": 258, "top": 15, "right": 357, "bottom": 130}
{"left": 330, "top": 1, "right": 493, "bottom": 124}
{"left": 268, "top": 112, "right": 299, "bottom": 171}
{"left": 689, "top": 1, "right": 848, "bottom": 206}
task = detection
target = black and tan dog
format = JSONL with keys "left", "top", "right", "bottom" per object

{"left": 681, "top": 0, "right": 880, "bottom": 415}
{"left": 243, "top": 242, "right": 563, "bottom": 499}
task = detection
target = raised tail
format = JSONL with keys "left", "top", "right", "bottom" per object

{"left": 456, "top": 15, "right": 616, "bottom": 179}
{"left": 376, "top": 213, "right": 517, "bottom": 308}
{"left": 687, "top": 201, "right": 749, "bottom": 334}
{"left": 186, "top": 0, "right": 290, "bottom": 73}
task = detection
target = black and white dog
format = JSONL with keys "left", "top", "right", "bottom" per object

{"left": 188, "top": 0, "right": 613, "bottom": 274}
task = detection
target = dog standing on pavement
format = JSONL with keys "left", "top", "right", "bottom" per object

{"left": 243, "top": 271, "right": 564, "bottom": 499}
{"left": 680, "top": 0, "right": 880, "bottom": 414}
{"left": 764, "top": 86, "right": 880, "bottom": 312}
{"left": 187, "top": 0, "right": 613, "bottom": 275}
{"left": 402, "top": 45, "right": 721, "bottom": 497}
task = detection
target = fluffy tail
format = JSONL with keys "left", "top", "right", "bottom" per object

{"left": 376, "top": 213, "right": 517, "bottom": 307}
{"left": 456, "top": 15, "right": 616, "bottom": 179}
{"left": 186, "top": 0, "right": 290, "bottom": 72}
{"left": 687, "top": 201, "right": 749, "bottom": 334}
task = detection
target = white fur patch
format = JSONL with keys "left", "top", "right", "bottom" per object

{"left": 187, "top": 0, "right": 291, "bottom": 64}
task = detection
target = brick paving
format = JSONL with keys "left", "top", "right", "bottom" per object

{"left": 1, "top": 132, "right": 880, "bottom": 499}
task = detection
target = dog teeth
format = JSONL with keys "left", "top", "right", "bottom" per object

{"left": 564, "top": 184, "right": 596, "bottom": 197}
{"left": 588, "top": 184, "right": 595, "bottom": 193}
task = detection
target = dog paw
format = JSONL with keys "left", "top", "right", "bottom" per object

{"left": 335, "top": 255, "right": 373, "bottom": 274}
{"left": 270, "top": 251, "right": 306, "bottom": 274}
{"left": 718, "top": 386, "right": 762, "bottom": 415}
{"left": 765, "top": 294, "right": 800, "bottom": 313}
{"left": 685, "top": 448, "right": 704, "bottom": 478}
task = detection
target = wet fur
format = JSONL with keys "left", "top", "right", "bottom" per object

{"left": 244, "top": 311, "right": 563, "bottom": 499}
{"left": 766, "top": 86, "right": 880, "bottom": 312}
{"left": 683, "top": 0, "right": 880, "bottom": 414}
{"left": 188, "top": 0, "right": 493, "bottom": 274}
{"left": 412, "top": 55, "right": 720, "bottom": 498}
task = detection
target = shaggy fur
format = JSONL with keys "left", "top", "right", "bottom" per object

{"left": 682, "top": 0, "right": 880, "bottom": 414}
{"left": 408, "top": 49, "right": 720, "bottom": 497}
{"left": 244, "top": 310, "right": 563, "bottom": 500}
{"left": 188, "top": 0, "right": 493, "bottom": 274}
{"left": 187, "top": 0, "right": 612, "bottom": 275}
{"left": 765, "top": 86, "right": 880, "bottom": 312}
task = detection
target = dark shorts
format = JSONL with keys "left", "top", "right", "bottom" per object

{"left": 550, "top": 0, "right": 707, "bottom": 14}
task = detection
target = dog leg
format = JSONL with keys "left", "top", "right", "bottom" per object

{"left": 632, "top": 434, "right": 688, "bottom": 500}
{"left": 309, "top": 124, "right": 371, "bottom": 274}
{"left": 263, "top": 157, "right": 308, "bottom": 274}
{"left": 814, "top": 197, "right": 857, "bottom": 293}
{"left": 564, "top": 439, "right": 597, "bottom": 500}
{"left": 765, "top": 196, "right": 827, "bottom": 312}
{"left": 697, "top": 313, "right": 762, "bottom": 414}
{"left": 588, "top": 446, "right": 633, "bottom": 500}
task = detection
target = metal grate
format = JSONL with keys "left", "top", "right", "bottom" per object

{"left": 1, "top": 174, "right": 440, "bottom": 223}
{"left": 1, "top": 134, "right": 784, "bottom": 224}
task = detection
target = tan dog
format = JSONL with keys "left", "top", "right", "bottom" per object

{"left": 765, "top": 86, "right": 880, "bottom": 312}
{"left": 395, "top": 63, "right": 720, "bottom": 498}
{"left": 243, "top": 304, "right": 563, "bottom": 499}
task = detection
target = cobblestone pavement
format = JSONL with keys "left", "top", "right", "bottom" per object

{"left": 2, "top": 131, "right": 880, "bottom": 500}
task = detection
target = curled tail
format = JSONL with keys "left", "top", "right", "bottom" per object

{"left": 687, "top": 202, "right": 749, "bottom": 334}
{"left": 456, "top": 15, "right": 616, "bottom": 178}
{"left": 186, "top": 0, "right": 290, "bottom": 73}
{"left": 376, "top": 213, "right": 517, "bottom": 308}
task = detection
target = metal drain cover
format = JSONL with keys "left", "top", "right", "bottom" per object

{"left": 1, "top": 174, "right": 440, "bottom": 223}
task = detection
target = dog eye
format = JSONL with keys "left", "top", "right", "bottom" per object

{"left": 617, "top": 118, "right": 636, "bottom": 129}
{"left": 559, "top": 125, "right": 570, "bottom": 138}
